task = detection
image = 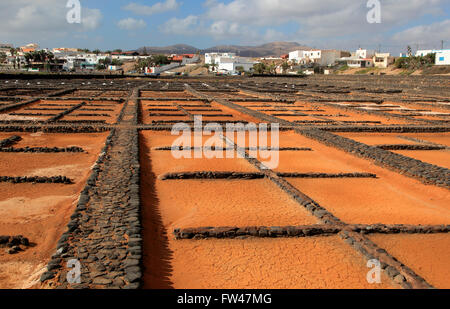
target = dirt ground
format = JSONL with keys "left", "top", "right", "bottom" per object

{"left": 369, "top": 234, "right": 450, "bottom": 288}
{"left": 0, "top": 132, "right": 108, "bottom": 288}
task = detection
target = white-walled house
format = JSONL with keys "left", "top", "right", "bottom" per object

{"left": 414, "top": 49, "right": 450, "bottom": 65}
{"left": 59, "top": 53, "right": 107, "bottom": 70}
{"left": 355, "top": 49, "right": 368, "bottom": 59}
{"left": 318, "top": 50, "right": 341, "bottom": 66}
{"left": 415, "top": 50, "right": 434, "bottom": 57}
{"left": 340, "top": 57, "right": 374, "bottom": 68}
{"left": 205, "top": 53, "right": 236, "bottom": 65}
{"left": 217, "top": 57, "right": 257, "bottom": 74}
{"left": 373, "top": 53, "right": 394, "bottom": 68}
{"left": 288, "top": 49, "right": 341, "bottom": 66}
{"left": 289, "top": 50, "right": 321, "bottom": 64}
{"left": 435, "top": 50, "right": 450, "bottom": 65}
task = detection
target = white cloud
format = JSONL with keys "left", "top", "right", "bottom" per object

{"left": 160, "top": 16, "right": 258, "bottom": 40}
{"left": 81, "top": 8, "right": 103, "bottom": 31}
{"left": 0, "top": 0, "right": 102, "bottom": 43}
{"left": 118, "top": 18, "right": 147, "bottom": 31}
{"left": 391, "top": 19, "right": 450, "bottom": 46}
{"left": 123, "top": 0, "right": 180, "bottom": 16}
{"left": 160, "top": 15, "right": 199, "bottom": 35}
{"left": 160, "top": 0, "right": 447, "bottom": 50}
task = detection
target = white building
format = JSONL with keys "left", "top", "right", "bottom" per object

{"left": 288, "top": 49, "right": 340, "bottom": 66}
{"left": 0, "top": 44, "right": 13, "bottom": 57}
{"left": 289, "top": 50, "right": 321, "bottom": 64}
{"left": 373, "top": 53, "right": 394, "bottom": 68}
{"left": 413, "top": 49, "right": 450, "bottom": 65}
{"left": 340, "top": 57, "right": 374, "bottom": 68}
{"left": 435, "top": 50, "right": 450, "bottom": 65}
{"left": 217, "top": 57, "right": 257, "bottom": 74}
{"left": 318, "top": 50, "right": 342, "bottom": 66}
{"left": 205, "top": 52, "right": 236, "bottom": 65}
{"left": 59, "top": 53, "right": 107, "bottom": 70}
{"left": 415, "top": 50, "right": 433, "bottom": 57}
{"left": 355, "top": 49, "right": 368, "bottom": 59}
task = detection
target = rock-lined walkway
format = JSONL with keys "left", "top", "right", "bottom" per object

{"left": 40, "top": 88, "right": 142, "bottom": 289}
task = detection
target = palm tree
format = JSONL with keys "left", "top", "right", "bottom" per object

{"left": 407, "top": 46, "right": 412, "bottom": 57}
{"left": 0, "top": 52, "right": 6, "bottom": 64}
{"left": 281, "top": 62, "right": 290, "bottom": 73}
{"left": 24, "top": 50, "right": 55, "bottom": 71}
{"left": 210, "top": 61, "right": 218, "bottom": 72}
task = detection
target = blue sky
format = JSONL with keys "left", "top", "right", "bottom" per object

{"left": 1, "top": 0, "right": 449, "bottom": 54}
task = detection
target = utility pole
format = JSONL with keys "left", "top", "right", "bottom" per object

{"left": 442, "top": 40, "right": 444, "bottom": 50}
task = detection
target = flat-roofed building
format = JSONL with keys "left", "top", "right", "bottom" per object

{"left": 373, "top": 53, "right": 395, "bottom": 68}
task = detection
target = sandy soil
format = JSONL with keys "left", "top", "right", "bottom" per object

{"left": 144, "top": 237, "right": 395, "bottom": 289}
{"left": 152, "top": 178, "right": 317, "bottom": 228}
{"left": 63, "top": 90, "right": 100, "bottom": 98}
{"left": 269, "top": 151, "right": 366, "bottom": 173}
{"left": 383, "top": 101, "right": 450, "bottom": 114}
{"left": 141, "top": 91, "right": 195, "bottom": 98}
{"left": 149, "top": 152, "right": 258, "bottom": 175}
{"left": 0, "top": 115, "right": 42, "bottom": 121}
{"left": 336, "top": 133, "right": 421, "bottom": 145}
{"left": 0, "top": 132, "right": 108, "bottom": 289}
{"left": 288, "top": 178, "right": 450, "bottom": 225}
{"left": 369, "top": 234, "right": 450, "bottom": 288}
{"left": 0, "top": 132, "right": 106, "bottom": 149}
{"left": 145, "top": 116, "right": 191, "bottom": 123}
{"left": 298, "top": 102, "right": 411, "bottom": 125}
{"left": 409, "top": 134, "right": 450, "bottom": 146}
{"left": 392, "top": 150, "right": 450, "bottom": 169}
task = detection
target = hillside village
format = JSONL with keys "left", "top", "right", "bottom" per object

{"left": 0, "top": 42, "right": 449, "bottom": 76}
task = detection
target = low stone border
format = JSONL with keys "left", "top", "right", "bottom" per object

{"left": 153, "top": 146, "right": 312, "bottom": 151}
{"left": 173, "top": 223, "right": 450, "bottom": 240}
{"left": 349, "top": 224, "right": 450, "bottom": 234}
{"left": 71, "top": 113, "right": 111, "bottom": 117}
{"left": 376, "top": 144, "right": 445, "bottom": 150}
{"left": 0, "top": 235, "right": 31, "bottom": 254}
{"left": 320, "top": 125, "right": 450, "bottom": 133}
{"left": 80, "top": 109, "right": 115, "bottom": 112}
{"left": 10, "top": 113, "right": 58, "bottom": 117}
{"left": 0, "top": 135, "right": 21, "bottom": 148}
{"left": 0, "top": 98, "right": 40, "bottom": 113}
{"left": 25, "top": 108, "right": 67, "bottom": 111}
{"left": 0, "top": 146, "right": 84, "bottom": 153}
{"left": 279, "top": 172, "right": 377, "bottom": 179}
{"left": 53, "top": 120, "right": 107, "bottom": 125}
{"left": 0, "top": 125, "right": 111, "bottom": 133}
{"left": 0, "top": 176, "right": 73, "bottom": 184}
{"left": 45, "top": 102, "right": 86, "bottom": 123}
{"left": 159, "top": 171, "right": 377, "bottom": 180}
{"left": 139, "top": 98, "right": 209, "bottom": 102}
{"left": 148, "top": 113, "right": 186, "bottom": 117}
{"left": 160, "top": 172, "right": 265, "bottom": 180}
{"left": 174, "top": 225, "right": 340, "bottom": 239}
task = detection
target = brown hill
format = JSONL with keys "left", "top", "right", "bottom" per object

{"left": 137, "top": 42, "right": 312, "bottom": 57}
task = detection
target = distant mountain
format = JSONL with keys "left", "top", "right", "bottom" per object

{"left": 136, "top": 42, "right": 312, "bottom": 57}
{"left": 203, "top": 42, "right": 312, "bottom": 57}
{"left": 137, "top": 44, "right": 200, "bottom": 55}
